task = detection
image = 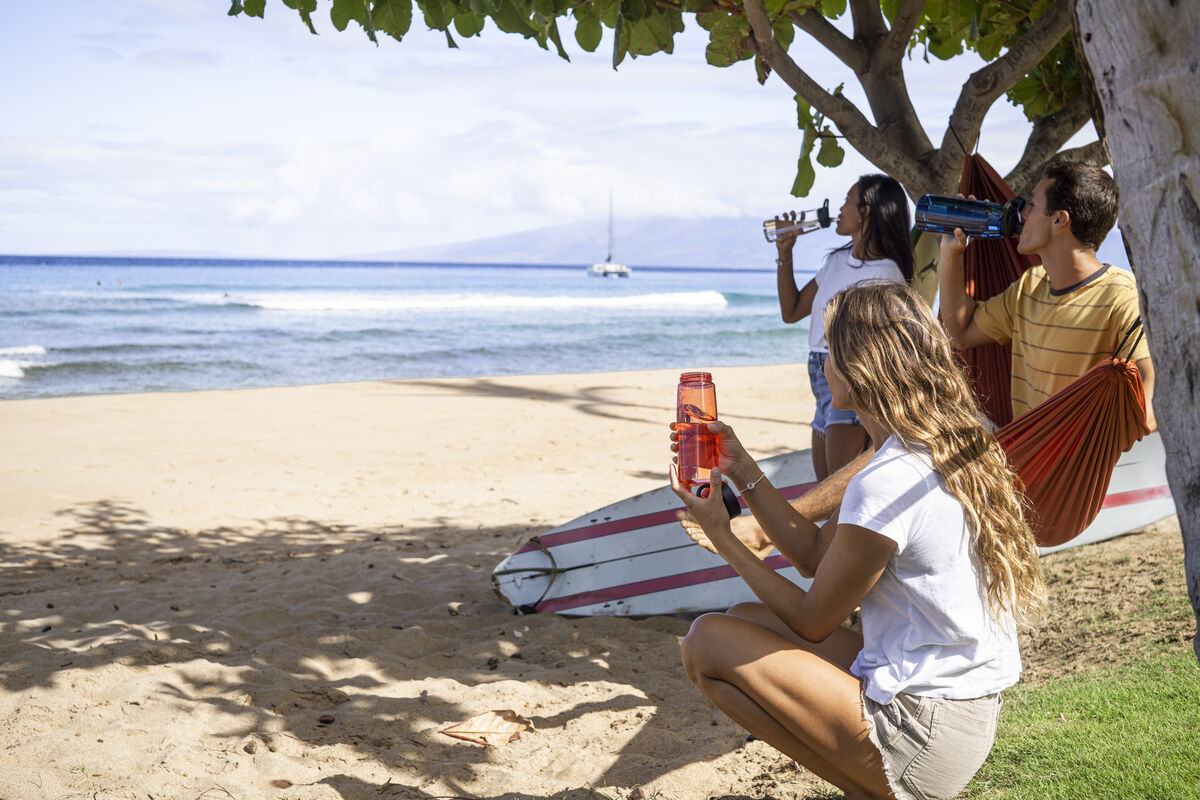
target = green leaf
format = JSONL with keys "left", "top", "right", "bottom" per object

{"left": 695, "top": 11, "right": 723, "bottom": 32}
{"left": 754, "top": 53, "right": 769, "bottom": 85}
{"left": 574, "top": 9, "right": 603, "bottom": 51}
{"left": 927, "top": 34, "right": 963, "bottom": 60}
{"left": 331, "top": 0, "right": 364, "bottom": 31}
{"left": 621, "top": 0, "right": 648, "bottom": 22}
{"left": 373, "top": 0, "right": 413, "bottom": 41}
{"left": 816, "top": 130, "right": 844, "bottom": 167}
{"left": 817, "top": 0, "right": 846, "bottom": 17}
{"left": 599, "top": 0, "right": 620, "bottom": 27}
{"left": 771, "top": 14, "right": 794, "bottom": 51}
{"left": 228, "top": 0, "right": 243, "bottom": 16}
{"left": 792, "top": 153, "right": 816, "bottom": 197}
{"left": 468, "top": 0, "right": 501, "bottom": 12}
{"left": 794, "top": 95, "right": 812, "bottom": 130}
{"left": 422, "top": 0, "right": 450, "bottom": 30}
{"left": 546, "top": 17, "right": 571, "bottom": 59}
{"left": 704, "top": 13, "right": 748, "bottom": 68}
{"left": 453, "top": 9, "right": 486, "bottom": 36}
{"left": 283, "top": 0, "right": 318, "bottom": 33}
{"left": 642, "top": 8, "right": 674, "bottom": 51}
{"left": 611, "top": 14, "right": 627, "bottom": 67}
{"left": 627, "top": 19, "right": 658, "bottom": 55}
{"left": 243, "top": 0, "right": 267, "bottom": 17}
{"left": 493, "top": 0, "right": 540, "bottom": 36}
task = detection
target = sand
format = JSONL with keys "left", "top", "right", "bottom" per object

{"left": 1, "top": 365, "right": 832, "bottom": 800}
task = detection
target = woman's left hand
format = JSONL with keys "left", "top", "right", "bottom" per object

{"left": 669, "top": 465, "right": 735, "bottom": 550}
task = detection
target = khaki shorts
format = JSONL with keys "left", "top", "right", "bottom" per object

{"left": 862, "top": 690, "right": 1002, "bottom": 800}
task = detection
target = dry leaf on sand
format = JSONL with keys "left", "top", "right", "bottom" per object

{"left": 440, "top": 709, "right": 534, "bottom": 746}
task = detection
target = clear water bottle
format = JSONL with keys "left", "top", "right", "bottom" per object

{"left": 676, "top": 372, "right": 719, "bottom": 489}
{"left": 762, "top": 199, "right": 832, "bottom": 241}
{"left": 914, "top": 195, "right": 1026, "bottom": 238}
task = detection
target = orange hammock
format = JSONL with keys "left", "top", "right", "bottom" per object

{"left": 994, "top": 319, "right": 1151, "bottom": 547}
{"left": 955, "top": 155, "right": 1039, "bottom": 427}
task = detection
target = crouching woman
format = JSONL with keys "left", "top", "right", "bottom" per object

{"left": 670, "top": 281, "right": 1045, "bottom": 800}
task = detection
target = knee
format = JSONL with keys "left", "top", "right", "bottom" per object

{"left": 725, "top": 601, "right": 762, "bottom": 619}
{"left": 680, "top": 612, "right": 731, "bottom": 681}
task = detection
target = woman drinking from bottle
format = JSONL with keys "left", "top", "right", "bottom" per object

{"left": 670, "top": 281, "right": 1045, "bottom": 800}
{"left": 774, "top": 174, "right": 914, "bottom": 480}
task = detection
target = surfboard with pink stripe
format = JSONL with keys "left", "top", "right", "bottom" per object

{"left": 491, "top": 434, "right": 1174, "bottom": 616}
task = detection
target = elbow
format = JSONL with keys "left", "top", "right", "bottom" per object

{"left": 940, "top": 319, "right": 968, "bottom": 350}
{"left": 780, "top": 306, "right": 808, "bottom": 325}
{"left": 793, "top": 618, "right": 836, "bottom": 643}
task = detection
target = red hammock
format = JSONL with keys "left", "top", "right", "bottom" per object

{"left": 955, "top": 155, "right": 1039, "bottom": 427}
{"left": 996, "top": 340, "right": 1150, "bottom": 546}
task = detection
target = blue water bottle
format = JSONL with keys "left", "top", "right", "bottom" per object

{"left": 915, "top": 195, "right": 1025, "bottom": 238}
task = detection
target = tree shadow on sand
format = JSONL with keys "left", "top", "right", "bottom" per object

{"left": 0, "top": 499, "right": 833, "bottom": 799}
{"left": 395, "top": 377, "right": 802, "bottom": 435}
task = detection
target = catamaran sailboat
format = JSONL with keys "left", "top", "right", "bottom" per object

{"left": 589, "top": 194, "right": 630, "bottom": 278}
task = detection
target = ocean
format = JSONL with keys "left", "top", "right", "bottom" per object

{"left": 0, "top": 256, "right": 816, "bottom": 400}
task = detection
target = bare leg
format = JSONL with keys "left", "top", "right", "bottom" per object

{"left": 723, "top": 601, "right": 863, "bottom": 668}
{"left": 825, "top": 422, "right": 868, "bottom": 477}
{"left": 812, "top": 427, "right": 829, "bottom": 481}
{"left": 681, "top": 612, "right": 892, "bottom": 800}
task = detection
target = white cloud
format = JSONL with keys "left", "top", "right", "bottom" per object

{"left": 0, "top": 0, "right": 1055, "bottom": 259}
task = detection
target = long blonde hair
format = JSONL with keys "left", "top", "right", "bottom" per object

{"left": 824, "top": 281, "right": 1046, "bottom": 626}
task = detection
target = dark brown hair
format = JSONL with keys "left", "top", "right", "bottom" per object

{"left": 856, "top": 174, "right": 915, "bottom": 283}
{"left": 1040, "top": 161, "right": 1119, "bottom": 250}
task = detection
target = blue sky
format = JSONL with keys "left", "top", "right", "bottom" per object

{"left": 1, "top": 1, "right": 1090, "bottom": 259}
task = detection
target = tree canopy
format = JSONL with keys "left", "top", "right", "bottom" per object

{"left": 229, "top": 0, "right": 1101, "bottom": 198}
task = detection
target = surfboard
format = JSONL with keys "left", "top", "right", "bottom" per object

{"left": 491, "top": 432, "right": 1175, "bottom": 616}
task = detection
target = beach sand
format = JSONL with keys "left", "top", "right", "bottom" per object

{"left": 1, "top": 364, "right": 832, "bottom": 799}
{"left": 3, "top": 365, "right": 1190, "bottom": 800}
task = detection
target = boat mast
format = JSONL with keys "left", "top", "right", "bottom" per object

{"left": 606, "top": 191, "right": 615, "bottom": 264}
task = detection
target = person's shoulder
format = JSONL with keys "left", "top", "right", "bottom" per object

{"left": 1015, "top": 264, "right": 1050, "bottom": 292}
{"left": 1100, "top": 265, "right": 1140, "bottom": 291}
{"left": 817, "top": 246, "right": 850, "bottom": 276}
{"left": 853, "top": 437, "right": 931, "bottom": 489}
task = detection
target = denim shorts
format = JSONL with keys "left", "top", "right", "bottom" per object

{"left": 862, "top": 691, "right": 1003, "bottom": 800}
{"left": 807, "top": 350, "right": 861, "bottom": 435}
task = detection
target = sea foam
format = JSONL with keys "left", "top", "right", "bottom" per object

{"left": 243, "top": 290, "right": 729, "bottom": 313}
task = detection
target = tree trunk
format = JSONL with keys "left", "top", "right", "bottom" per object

{"left": 1074, "top": 0, "right": 1200, "bottom": 662}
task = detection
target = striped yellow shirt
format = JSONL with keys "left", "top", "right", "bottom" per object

{"left": 973, "top": 264, "right": 1149, "bottom": 419}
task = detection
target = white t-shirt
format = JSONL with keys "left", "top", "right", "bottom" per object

{"left": 809, "top": 248, "right": 906, "bottom": 352}
{"left": 842, "top": 435, "right": 1022, "bottom": 704}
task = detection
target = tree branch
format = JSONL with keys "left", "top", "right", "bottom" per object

{"left": 744, "top": 0, "right": 922, "bottom": 189}
{"left": 849, "top": 0, "right": 888, "bottom": 41}
{"left": 934, "top": 0, "right": 1073, "bottom": 181}
{"left": 1003, "top": 92, "right": 1094, "bottom": 196}
{"left": 880, "top": 0, "right": 927, "bottom": 65}
{"left": 788, "top": 9, "right": 867, "bottom": 72}
{"left": 1055, "top": 139, "right": 1109, "bottom": 167}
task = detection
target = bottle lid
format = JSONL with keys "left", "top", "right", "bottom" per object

{"left": 680, "top": 371, "right": 713, "bottom": 383}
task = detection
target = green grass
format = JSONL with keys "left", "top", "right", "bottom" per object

{"left": 964, "top": 652, "right": 1200, "bottom": 799}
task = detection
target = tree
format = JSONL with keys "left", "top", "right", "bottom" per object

{"left": 228, "top": 0, "right": 1101, "bottom": 200}
{"left": 1073, "top": 0, "right": 1200, "bottom": 662}
{"left": 234, "top": 0, "right": 1196, "bottom": 651}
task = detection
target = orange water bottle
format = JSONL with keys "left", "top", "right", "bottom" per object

{"left": 676, "top": 371, "right": 719, "bottom": 489}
